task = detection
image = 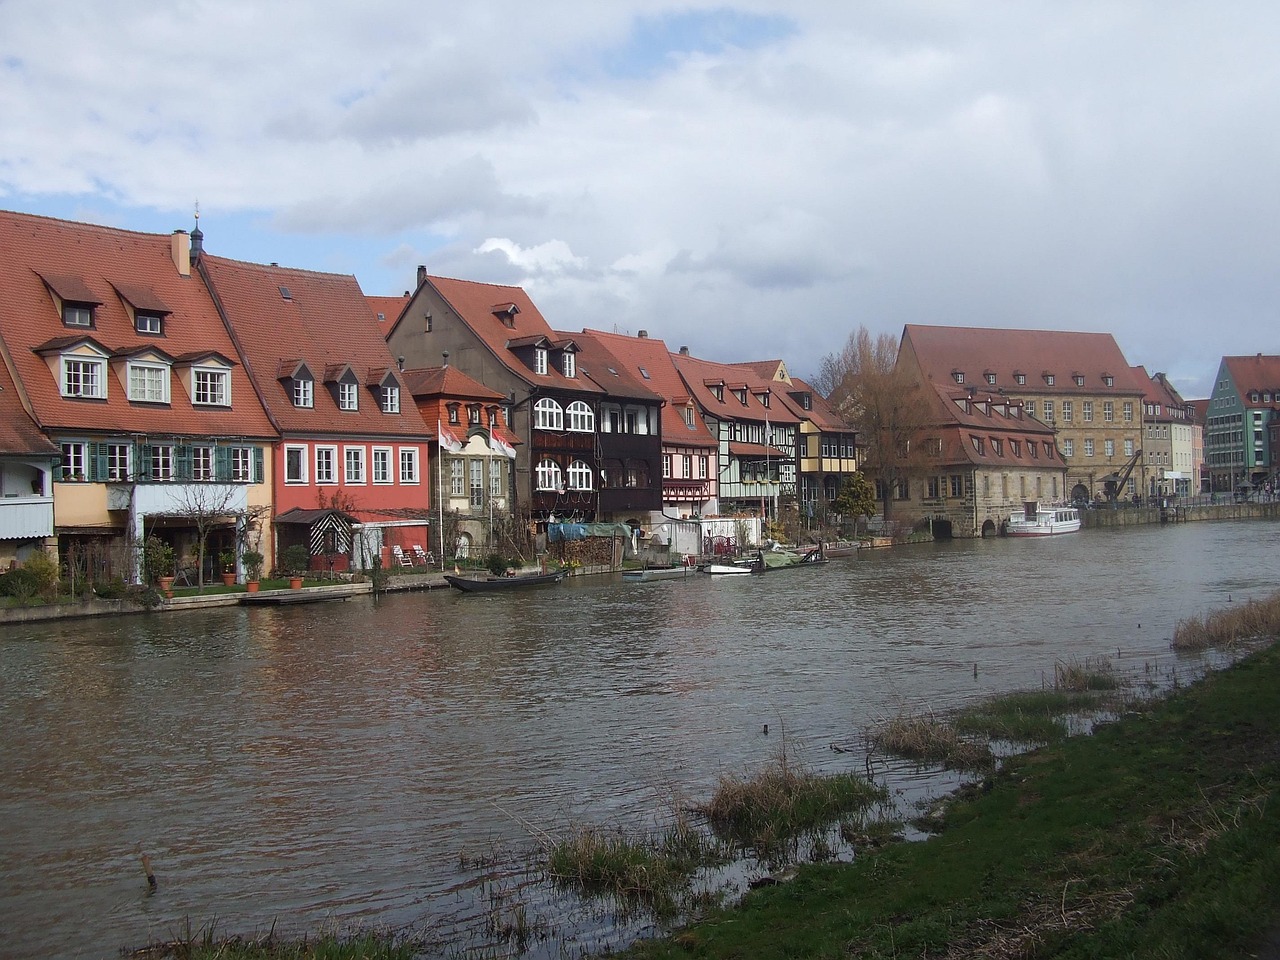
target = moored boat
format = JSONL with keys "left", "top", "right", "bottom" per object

{"left": 1005, "top": 501, "right": 1081, "bottom": 537}
{"left": 444, "top": 569, "right": 567, "bottom": 592}
{"left": 622, "top": 565, "right": 697, "bottom": 582}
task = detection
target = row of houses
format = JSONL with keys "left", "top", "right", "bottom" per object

{"left": 0, "top": 210, "right": 858, "bottom": 580}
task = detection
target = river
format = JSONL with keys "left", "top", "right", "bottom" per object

{"left": 1, "top": 520, "right": 1276, "bottom": 959}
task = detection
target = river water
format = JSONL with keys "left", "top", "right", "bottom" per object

{"left": 1, "top": 520, "right": 1276, "bottom": 959}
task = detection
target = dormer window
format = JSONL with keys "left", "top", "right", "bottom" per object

{"left": 127, "top": 360, "right": 171, "bottom": 404}
{"left": 683, "top": 405, "right": 695, "bottom": 428}
{"left": 534, "top": 346, "right": 548, "bottom": 375}
{"left": 1044, "top": 373, "right": 1055, "bottom": 386}
{"left": 1014, "top": 372, "right": 1027, "bottom": 385}
{"left": 984, "top": 372, "right": 996, "bottom": 385}
{"left": 711, "top": 384, "right": 723, "bottom": 402}
{"left": 734, "top": 388, "right": 747, "bottom": 405}
{"left": 381, "top": 384, "right": 400, "bottom": 414}
{"left": 61, "top": 355, "right": 106, "bottom": 399}
{"left": 562, "top": 351, "right": 576, "bottom": 378}
{"left": 952, "top": 370, "right": 965, "bottom": 384}
{"left": 1103, "top": 375, "right": 1114, "bottom": 387}
{"left": 193, "top": 367, "right": 229, "bottom": 406}
{"left": 338, "top": 381, "right": 358, "bottom": 411}
{"left": 1073, "top": 374, "right": 1085, "bottom": 386}
{"left": 63, "top": 304, "right": 94, "bottom": 328}
{"left": 758, "top": 392, "right": 771, "bottom": 409}
{"left": 293, "top": 376, "right": 314, "bottom": 408}
{"left": 136, "top": 312, "right": 163, "bottom": 335}
{"left": 447, "top": 403, "right": 460, "bottom": 425}
{"left": 468, "top": 404, "right": 481, "bottom": 425}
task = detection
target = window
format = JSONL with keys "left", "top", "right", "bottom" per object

{"left": 1010, "top": 439, "right": 1021, "bottom": 456}
{"left": 1104, "top": 439, "right": 1115, "bottom": 457}
{"left": 293, "top": 377, "right": 314, "bottom": 408}
{"left": 1082, "top": 401, "right": 1093, "bottom": 423}
{"left": 447, "top": 404, "right": 459, "bottom": 425}
{"left": 534, "top": 397, "right": 563, "bottom": 430}
{"left": 1061, "top": 400, "right": 1073, "bottom": 422}
{"left": 490, "top": 462, "right": 502, "bottom": 497}
{"left": 991, "top": 438, "right": 1002, "bottom": 456}
{"left": 927, "top": 476, "right": 940, "bottom": 498}
{"left": 1028, "top": 441, "right": 1039, "bottom": 459}
{"left": 662, "top": 454, "right": 672, "bottom": 478}
{"left": 451, "top": 459, "right": 465, "bottom": 496}
{"left": 315, "top": 446, "right": 337, "bottom": 484}
{"left": 344, "top": 447, "right": 366, "bottom": 484}
{"left": 949, "top": 475, "right": 963, "bottom": 497}
{"left": 106, "top": 443, "right": 130, "bottom": 480}
{"left": 1124, "top": 439, "right": 1134, "bottom": 457}
{"left": 567, "top": 459, "right": 593, "bottom": 490}
{"left": 63, "top": 304, "right": 93, "bottom": 327}
{"left": 698, "top": 455, "right": 709, "bottom": 479}
{"left": 1025, "top": 400, "right": 1036, "bottom": 418}
{"left": 566, "top": 400, "right": 594, "bottom": 432}
{"left": 285, "top": 445, "right": 307, "bottom": 483}
{"left": 682, "top": 454, "right": 692, "bottom": 477}
{"left": 148, "top": 445, "right": 173, "bottom": 481}
{"left": 399, "top": 448, "right": 419, "bottom": 484}
{"left": 1074, "top": 375, "right": 1085, "bottom": 386}
{"left": 534, "top": 347, "right": 548, "bottom": 375}
{"left": 62, "top": 357, "right": 105, "bottom": 398}
{"left": 1015, "top": 373, "right": 1027, "bottom": 385}
{"left": 231, "top": 447, "right": 254, "bottom": 483}
{"left": 194, "top": 368, "right": 229, "bottom": 405}
{"left": 1103, "top": 401, "right": 1114, "bottom": 422}
{"left": 470, "top": 459, "right": 484, "bottom": 507}
{"left": 338, "top": 382, "right": 358, "bottom": 411}
{"left": 60, "top": 441, "right": 87, "bottom": 480}
{"left": 1103, "top": 375, "right": 1114, "bottom": 387}
{"left": 985, "top": 372, "right": 996, "bottom": 385}
{"left": 372, "top": 447, "right": 392, "bottom": 484}
{"left": 1043, "top": 401, "right": 1054, "bottom": 422}
{"left": 381, "top": 385, "right": 400, "bottom": 414}
{"left": 1123, "top": 401, "right": 1133, "bottom": 422}
{"left": 971, "top": 435, "right": 985, "bottom": 455}
{"left": 1084, "top": 439, "right": 1095, "bottom": 457}
{"left": 953, "top": 371, "right": 965, "bottom": 384}
{"left": 192, "top": 446, "right": 214, "bottom": 481}
{"left": 1063, "top": 438, "right": 1074, "bottom": 457}
{"left": 136, "top": 312, "right": 163, "bottom": 335}
{"left": 1044, "top": 374, "right": 1055, "bottom": 385}
{"left": 562, "top": 352, "right": 576, "bottom": 378}
{"left": 128, "top": 362, "right": 170, "bottom": 403}
{"left": 535, "top": 458, "right": 563, "bottom": 491}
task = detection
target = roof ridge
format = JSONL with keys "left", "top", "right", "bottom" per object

{"left": 1, "top": 207, "right": 184, "bottom": 243}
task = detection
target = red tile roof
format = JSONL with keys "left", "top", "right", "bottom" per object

{"left": 0, "top": 346, "right": 58, "bottom": 455}
{"left": 901, "top": 324, "right": 1146, "bottom": 395}
{"left": 401, "top": 365, "right": 520, "bottom": 448}
{"left": 1222, "top": 355, "right": 1280, "bottom": 400}
{"left": 924, "top": 380, "right": 1062, "bottom": 468}
{"left": 366, "top": 294, "right": 410, "bottom": 327}
{"left": 671, "top": 351, "right": 800, "bottom": 425}
{"left": 0, "top": 210, "right": 276, "bottom": 439}
{"left": 200, "top": 254, "right": 428, "bottom": 439}
{"left": 566, "top": 330, "right": 665, "bottom": 404}
{"left": 413, "top": 275, "right": 604, "bottom": 394}
{"left": 577, "top": 329, "right": 717, "bottom": 446}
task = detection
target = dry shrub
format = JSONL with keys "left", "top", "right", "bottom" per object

{"left": 870, "top": 715, "right": 994, "bottom": 771}
{"left": 1053, "top": 657, "right": 1118, "bottom": 692}
{"left": 1173, "top": 590, "right": 1280, "bottom": 651}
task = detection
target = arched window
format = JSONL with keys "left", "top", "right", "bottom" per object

{"left": 534, "top": 397, "right": 563, "bottom": 430}
{"left": 535, "top": 458, "right": 563, "bottom": 491}
{"left": 567, "top": 459, "right": 594, "bottom": 490}
{"left": 566, "top": 400, "right": 594, "bottom": 432}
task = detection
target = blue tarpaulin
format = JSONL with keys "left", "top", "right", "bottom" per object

{"left": 547, "top": 523, "right": 633, "bottom": 542}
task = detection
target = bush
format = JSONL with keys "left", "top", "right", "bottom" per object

{"left": 0, "top": 566, "right": 42, "bottom": 599}
{"left": 94, "top": 576, "right": 129, "bottom": 600}
{"left": 280, "top": 544, "right": 310, "bottom": 577}
{"left": 485, "top": 552, "right": 508, "bottom": 576}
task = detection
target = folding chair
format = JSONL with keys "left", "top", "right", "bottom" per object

{"left": 391, "top": 545, "right": 413, "bottom": 567}
{"left": 412, "top": 544, "right": 432, "bottom": 565}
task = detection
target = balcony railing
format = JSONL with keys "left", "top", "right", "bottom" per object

{"left": 0, "top": 495, "right": 55, "bottom": 540}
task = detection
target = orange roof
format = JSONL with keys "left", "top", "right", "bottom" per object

{"left": 566, "top": 330, "right": 665, "bottom": 404}
{"left": 1222, "top": 355, "right": 1280, "bottom": 401}
{"left": 402, "top": 364, "right": 507, "bottom": 401}
{"left": 924, "top": 380, "right": 1062, "bottom": 469}
{"left": 200, "top": 254, "right": 428, "bottom": 439}
{"left": 411, "top": 275, "right": 604, "bottom": 395}
{"left": 577, "top": 329, "right": 716, "bottom": 446}
{"left": 0, "top": 346, "right": 58, "bottom": 456}
{"left": 0, "top": 209, "right": 276, "bottom": 439}
{"left": 902, "top": 324, "right": 1146, "bottom": 395}
{"left": 672, "top": 350, "right": 800, "bottom": 425}
{"left": 366, "top": 294, "right": 410, "bottom": 327}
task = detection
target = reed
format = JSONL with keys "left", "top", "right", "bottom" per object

{"left": 1052, "top": 657, "right": 1119, "bottom": 692}
{"left": 1173, "top": 590, "right": 1280, "bottom": 651}
{"left": 869, "top": 714, "right": 995, "bottom": 771}
{"left": 697, "top": 745, "right": 887, "bottom": 852}
{"left": 953, "top": 690, "right": 1107, "bottom": 745}
{"left": 125, "top": 922, "right": 415, "bottom": 959}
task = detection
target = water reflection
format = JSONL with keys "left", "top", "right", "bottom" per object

{"left": 1, "top": 520, "right": 1277, "bottom": 958}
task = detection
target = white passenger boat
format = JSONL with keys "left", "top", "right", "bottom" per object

{"left": 1005, "top": 501, "right": 1082, "bottom": 537}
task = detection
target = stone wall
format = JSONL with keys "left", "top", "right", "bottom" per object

{"left": 1081, "top": 500, "right": 1280, "bottom": 528}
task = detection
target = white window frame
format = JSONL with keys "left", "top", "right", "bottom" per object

{"left": 194, "top": 367, "right": 230, "bottom": 406}
{"left": 338, "top": 381, "right": 359, "bottom": 411}
{"left": 60, "top": 441, "right": 87, "bottom": 480}
{"left": 63, "top": 304, "right": 93, "bottom": 327}
{"left": 381, "top": 385, "right": 400, "bottom": 414}
{"left": 451, "top": 459, "right": 465, "bottom": 496}
{"left": 106, "top": 442, "right": 131, "bottom": 481}
{"left": 489, "top": 461, "right": 502, "bottom": 497}
{"left": 567, "top": 459, "right": 594, "bottom": 491}
{"left": 398, "top": 447, "right": 419, "bottom": 484}
{"left": 231, "top": 447, "right": 253, "bottom": 483}
{"left": 534, "top": 347, "right": 548, "bottom": 375}
{"left": 535, "top": 458, "right": 563, "bottom": 491}
{"left": 192, "top": 445, "right": 215, "bottom": 482}
{"left": 149, "top": 444, "right": 174, "bottom": 481}
{"left": 562, "top": 351, "right": 576, "bottom": 378}
{"left": 371, "top": 446, "right": 392, "bottom": 485}
{"left": 315, "top": 445, "right": 337, "bottom": 484}
{"left": 61, "top": 356, "right": 106, "bottom": 399}
{"left": 534, "top": 397, "right": 563, "bottom": 431}
{"left": 285, "top": 444, "right": 308, "bottom": 484}
{"left": 294, "top": 377, "right": 314, "bottom": 408}
{"left": 469, "top": 459, "right": 485, "bottom": 507}
{"left": 128, "top": 361, "right": 170, "bottom": 403}
{"left": 344, "top": 446, "right": 366, "bottom": 484}
{"left": 566, "top": 400, "right": 594, "bottom": 432}
{"left": 135, "top": 312, "right": 162, "bottom": 335}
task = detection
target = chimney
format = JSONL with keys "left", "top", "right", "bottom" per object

{"left": 638, "top": 329, "right": 648, "bottom": 338}
{"left": 679, "top": 346, "right": 689, "bottom": 355}
{"left": 171, "top": 230, "right": 190, "bottom": 277}
{"left": 417, "top": 265, "right": 427, "bottom": 288}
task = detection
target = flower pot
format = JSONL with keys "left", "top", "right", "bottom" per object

{"left": 222, "top": 572, "right": 236, "bottom": 586}
{"left": 246, "top": 581, "right": 260, "bottom": 593}
{"left": 289, "top": 576, "right": 303, "bottom": 589}
{"left": 158, "top": 575, "right": 174, "bottom": 598}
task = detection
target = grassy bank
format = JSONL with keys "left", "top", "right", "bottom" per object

{"left": 623, "top": 642, "right": 1280, "bottom": 959}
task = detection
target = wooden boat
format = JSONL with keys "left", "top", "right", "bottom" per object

{"left": 622, "top": 565, "right": 697, "bottom": 582}
{"left": 702, "top": 555, "right": 764, "bottom": 575}
{"left": 444, "top": 569, "right": 567, "bottom": 592}
{"left": 818, "top": 540, "right": 858, "bottom": 558}
{"left": 1005, "top": 501, "right": 1082, "bottom": 537}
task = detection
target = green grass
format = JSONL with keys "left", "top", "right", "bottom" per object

{"left": 125, "top": 926, "right": 416, "bottom": 959}
{"left": 953, "top": 689, "right": 1111, "bottom": 745}
{"left": 623, "top": 642, "right": 1280, "bottom": 959}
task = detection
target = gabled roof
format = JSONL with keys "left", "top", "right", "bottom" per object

{"left": 671, "top": 350, "right": 800, "bottom": 425}
{"left": 1222, "top": 355, "right": 1280, "bottom": 403}
{"left": 776, "top": 375, "right": 854, "bottom": 433}
{"left": 366, "top": 294, "right": 409, "bottom": 326}
{"left": 200, "top": 254, "right": 428, "bottom": 438}
{"left": 901, "top": 324, "right": 1146, "bottom": 395}
{"left": 0, "top": 209, "right": 276, "bottom": 438}
{"left": 565, "top": 330, "right": 666, "bottom": 405}
{"left": 576, "top": 329, "right": 717, "bottom": 446}
{"left": 414, "top": 275, "right": 604, "bottom": 394}
{"left": 923, "top": 380, "right": 1062, "bottom": 470}
{"left": 0, "top": 345, "right": 58, "bottom": 457}
{"left": 402, "top": 364, "right": 507, "bottom": 402}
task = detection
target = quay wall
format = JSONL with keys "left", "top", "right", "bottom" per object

{"left": 1081, "top": 500, "right": 1280, "bottom": 529}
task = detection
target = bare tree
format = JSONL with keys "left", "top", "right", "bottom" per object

{"left": 823, "top": 327, "right": 934, "bottom": 522}
{"left": 168, "top": 484, "right": 245, "bottom": 588}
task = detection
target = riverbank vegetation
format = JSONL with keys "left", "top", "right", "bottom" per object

{"left": 1174, "top": 588, "right": 1280, "bottom": 651}
{"left": 624, "top": 641, "right": 1280, "bottom": 959}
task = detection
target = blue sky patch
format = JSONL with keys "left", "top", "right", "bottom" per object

{"left": 601, "top": 8, "right": 795, "bottom": 79}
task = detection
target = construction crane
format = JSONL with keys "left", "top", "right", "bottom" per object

{"left": 1102, "top": 449, "right": 1144, "bottom": 505}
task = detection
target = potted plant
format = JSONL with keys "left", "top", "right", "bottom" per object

{"left": 219, "top": 550, "right": 237, "bottom": 586}
{"left": 281, "top": 544, "right": 310, "bottom": 589}
{"left": 241, "top": 550, "right": 264, "bottom": 593}
{"left": 144, "top": 535, "right": 176, "bottom": 597}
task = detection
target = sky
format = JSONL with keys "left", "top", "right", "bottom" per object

{"left": 3, "top": 1, "right": 1279, "bottom": 399}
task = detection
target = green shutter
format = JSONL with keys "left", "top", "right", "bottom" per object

{"left": 89, "top": 442, "right": 106, "bottom": 482}
{"left": 174, "top": 446, "right": 193, "bottom": 481}
{"left": 253, "top": 447, "right": 264, "bottom": 484}
{"left": 214, "top": 446, "right": 231, "bottom": 482}
{"left": 139, "top": 445, "right": 153, "bottom": 480}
